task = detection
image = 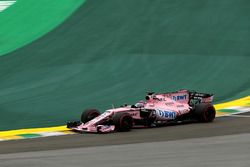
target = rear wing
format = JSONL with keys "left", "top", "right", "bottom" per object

{"left": 145, "top": 89, "right": 214, "bottom": 104}
{"left": 189, "top": 91, "right": 214, "bottom": 104}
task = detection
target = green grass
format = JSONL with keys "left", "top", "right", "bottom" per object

{"left": 0, "top": 0, "right": 86, "bottom": 56}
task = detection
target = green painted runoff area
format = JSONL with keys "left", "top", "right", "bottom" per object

{"left": 0, "top": 0, "right": 250, "bottom": 130}
{"left": 0, "top": 0, "right": 86, "bottom": 56}
{"left": 218, "top": 109, "right": 239, "bottom": 113}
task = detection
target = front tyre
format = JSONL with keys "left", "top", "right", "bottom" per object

{"left": 81, "top": 109, "right": 100, "bottom": 123}
{"left": 113, "top": 112, "right": 133, "bottom": 132}
{"left": 193, "top": 103, "right": 216, "bottom": 122}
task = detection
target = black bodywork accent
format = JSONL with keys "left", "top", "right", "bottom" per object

{"left": 188, "top": 91, "right": 213, "bottom": 106}
{"left": 67, "top": 121, "right": 81, "bottom": 128}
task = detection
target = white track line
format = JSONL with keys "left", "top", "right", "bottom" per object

{"left": 226, "top": 106, "right": 250, "bottom": 112}
{"left": 0, "top": 1, "right": 16, "bottom": 12}
{"left": 226, "top": 114, "right": 250, "bottom": 118}
{"left": 38, "top": 132, "right": 71, "bottom": 137}
{"left": 220, "top": 106, "right": 250, "bottom": 117}
{"left": 223, "top": 106, "right": 250, "bottom": 118}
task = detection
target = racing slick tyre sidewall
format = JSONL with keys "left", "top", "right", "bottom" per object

{"left": 193, "top": 103, "right": 216, "bottom": 122}
{"left": 81, "top": 109, "right": 100, "bottom": 123}
{"left": 113, "top": 112, "right": 133, "bottom": 132}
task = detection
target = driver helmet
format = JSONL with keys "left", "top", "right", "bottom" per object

{"left": 135, "top": 100, "right": 145, "bottom": 108}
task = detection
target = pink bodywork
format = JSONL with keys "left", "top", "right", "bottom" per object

{"left": 70, "top": 90, "right": 213, "bottom": 133}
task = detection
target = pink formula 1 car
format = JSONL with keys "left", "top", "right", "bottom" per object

{"left": 67, "top": 90, "right": 216, "bottom": 133}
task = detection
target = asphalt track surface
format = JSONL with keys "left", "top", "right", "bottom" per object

{"left": 0, "top": 113, "right": 250, "bottom": 155}
{"left": 1, "top": 133, "right": 250, "bottom": 167}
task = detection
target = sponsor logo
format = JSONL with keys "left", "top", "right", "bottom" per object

{"left": 130, "top": 112, "right": 138, "bottom": 117}
{"left": 165, "top": 102, "right": 174, "bottom": 106}
{"left": 172, "top": 95, "right": 187, "bottom": 101}
{"left": 158, "top": 98, "right": 165, "bottom": 101}
{"left": 193, "top": 96, "right": 202, "bottom": 100}
{"left": 176, "top": 104, "right": 184, "bottom": 108}
{"left": 152, "top": 96, "right": 165, "bottom": 101}
{"left": 178, "top": 109, "right": 189, "bottom": 114}
{"left": 157, "top": 109, "right": 177, "bottom": 119}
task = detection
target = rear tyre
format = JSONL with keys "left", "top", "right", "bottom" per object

{"left": 113, "top": 112, "right": 133, "bottom": 132}
{"left": 193, "top": 103, "right": 216, "bottom": 122}
{"left": 81, "top": 109, "right": 100, "bottom": 123}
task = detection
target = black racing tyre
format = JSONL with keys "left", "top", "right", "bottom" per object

{"left": 81, "top": 109, "right": 100, "bottom": 123}
{"left": 193, "top": 103, "right": 216, "bottom": 122}
{"left": 113, "top": 112, "right": 133, "bottom": 132}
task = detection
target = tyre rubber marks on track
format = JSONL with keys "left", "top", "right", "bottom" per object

{"left": 0, "top": 1, "right": 16, "bottom": 12}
